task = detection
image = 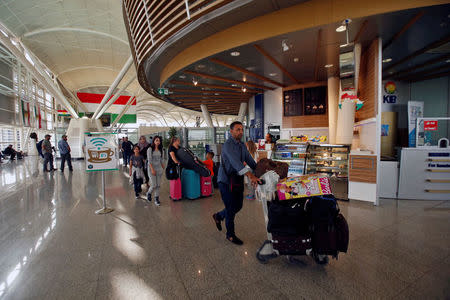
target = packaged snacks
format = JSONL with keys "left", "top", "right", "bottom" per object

{"left": 277, "top": 174, "right": 332, "bottom": 200}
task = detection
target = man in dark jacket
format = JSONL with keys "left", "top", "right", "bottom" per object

{"left": 121, "top": 136, "right": 133, "bottom": 166}
{"left": 212, "top": 121, "right": 260, "bottom": 245}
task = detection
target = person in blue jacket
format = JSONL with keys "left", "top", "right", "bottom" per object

{"left": 212, "top": 121, "right": 260, "bottom": 245}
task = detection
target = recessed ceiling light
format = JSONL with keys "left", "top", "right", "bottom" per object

{"left": 293, "top": 58, "right": 299, "bottom": 62}
{"left": 231, "top": 84, "right": 238, "bottom": 87}
{"left": 242, "top": 87, "right": 247, "bottom": 93}
{"left": 215, "top": 100, "right": 219, "bottom": 102}
{"left": 214, "top": 93, "right": 219, "bottom": 95}
{"left": 269, "top": 73, "right": 277, "bottom": 77}
{"left": 179, "top": 75, "right": 186, "bottom": 79}
{"left": 197, "top": 64, "right": 205, "bottom": 69}
{"left": 177, "top": 101, "right": 182, "bottom": 104}
{"left": 336, "top": 25, "right": 346, "bottom": 32}
{"left": 382, "top": 58, "right": 392, "bottom": 63}
{"left": 324, "top": 64, "right": 333, "bottom": 68}
{"left": 230, "top": 51, "right": 240, "bottom": 57}
{"left": 192, "top": 78, "right": 198, "bottom": 86}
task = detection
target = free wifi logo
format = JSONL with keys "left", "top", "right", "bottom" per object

{"left": 91, "top": 137, "right": 108, "bottom": 150}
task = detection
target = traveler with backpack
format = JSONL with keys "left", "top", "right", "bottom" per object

{"left": 146, "top": 136, "right": 164, "bottom": 206}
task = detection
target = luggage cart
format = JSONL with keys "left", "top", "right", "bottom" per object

{"left": 255, "top": 171, "right": 329, "bottom": 265}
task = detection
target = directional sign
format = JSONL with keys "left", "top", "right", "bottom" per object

{"left": 157, "top": 88, "right": 169, "bottom": 95}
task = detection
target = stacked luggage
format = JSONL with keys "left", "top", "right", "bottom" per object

{"left": 256, "top": 171, "right": 349, "bottom": 265}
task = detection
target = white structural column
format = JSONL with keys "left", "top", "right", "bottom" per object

{"left": 237, "top": 102, "right": 248, "bottom": 123}
{"left": 110, "top": 96, "right": 136, "bottom": 128}
{"left": 96, "top": 75, "right": 136, "bottom": 118}
{"left": 327, "top": 76, "right": 339, "bottom": 144}
{"left": 92, "top": 56, "right": 133, "bottom": 119}
{"left": 0, "top": 33, "right": 78, "bottom": 118}
{"left": 200, "top": 104, "right": 214, "bottom": 127}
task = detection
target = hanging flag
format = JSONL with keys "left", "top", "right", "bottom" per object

{"left": 57, "top": 109, "right": 71, "bottom": 116}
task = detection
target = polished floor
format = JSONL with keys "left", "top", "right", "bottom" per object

{"left": 0, "top": 157, "right": 448, "bottom": 300}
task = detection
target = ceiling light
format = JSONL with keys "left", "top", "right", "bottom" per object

{"left": 230, "top": 51, "right": 240, "bottom": 57}
{"left": 324, "top": 64, "right": 333, "bottom": 68}
{"left": 269, "top": 73, "right": 277, "bottom": 77}
{"left": 215, "top": 100, "right": 219, "bottom": 102}
{"left": 197, "top": 64, "right": 205, "bottom": 69}
{"left": 177, "top": 101, "right": 182, "bottom": 104}
{"left": 246, "top": 66, "right": 255, "bottom": 71}
{"left": 0, "top": 29, "right": 7, "bottom": 37}
{"left": 382, "top": 58, "right": 392, "bottom": 63}
{"left": 243, "top": 76, "right": 247, "bottom": 82}
{"left": 293, "top": 58, "right": 299, "bottom": 63}
{"left": 242, "top": 87, "right": 247, "bottom": 92}
{"left": 214, "top": 93, "right": 219, "bottom": 95}
{"left": 192, "top": 78, "right": 198, "bottom": 86}
{"left": 179, "top": 75, "right": 186, "bottom": 79}
{"left": 336, "top": 25, "right": 346, "bottom": 32}
{"left": 231, "top": 84, "right": 238, "bottom": 87}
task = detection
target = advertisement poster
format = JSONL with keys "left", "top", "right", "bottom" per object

{"left": 424, "top": 120, "right": 438, "bottom": 131}
{"left": 407, "top": 101, "right": 423, "bottom": 147}
{"left": 84, "top": 133, "right": 118, "bottom": 172}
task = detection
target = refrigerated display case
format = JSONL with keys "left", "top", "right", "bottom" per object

{"left": 273, "top": 142, "right": 308, "bottom": 176}
{"left": 306, "top": 144, "right": 350, "bottom": 200}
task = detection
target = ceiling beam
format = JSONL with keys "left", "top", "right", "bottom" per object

{"left": 397, "top": 64, "right": 450, "bottom": 81}
{"left": 383, "top": 33, "right": 450, "bottom": 72}
{"left": 385, "top": 53, "right": 450, "bottom": 79}
{"left": 253, "top": 44, "right": 300, "bottom": 84}
{"left": 353, "top": 20, "right": 368, "bottom": 43}
{"left": 382, "top": 11, "right": 424, "bottom": 50}
{"left": 184, "top": 70, "right": 273, "bottom": 90}
{"left": 169, "top": 88, "right": 247, "bottom": 95}
{"left": 167, "top": 98, "right": 248, "bottom": 103}
{"left": 314, "top": 29, "right": 322, "bottom": 81}
{"left": 209, "top": 58, "right": 285, "bottom": 87}
{"left": 169, "top": 80, "right": 261, "bottom": 93}
{"left": 409, "top": 71, "right": 450, "bottom": 83}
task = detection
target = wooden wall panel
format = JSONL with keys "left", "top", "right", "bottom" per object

{"left": 282, "top": 82, "right": 328, "bottom": 128}
{"left": 349, "top": 154, "right": 377, "bottom": 183}
{"left": 356, "top": 38, "right": 379, "bottom": 121}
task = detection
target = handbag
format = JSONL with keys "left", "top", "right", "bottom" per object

{"left": 165, "top": 164, "right": 180, "bottom": 180}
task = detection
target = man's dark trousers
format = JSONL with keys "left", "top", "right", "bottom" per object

{"left": 217, "top": 182, "right": 244, "bottom": 238}
{"left": 60, "top": 153, "right": 73, "bottom": 171}
{"left": 43, "top": 153, "right": 54, "bottom": 171}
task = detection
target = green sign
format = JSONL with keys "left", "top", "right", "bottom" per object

{"left": 157, "top": 88, "right": 169, "bottom": 95}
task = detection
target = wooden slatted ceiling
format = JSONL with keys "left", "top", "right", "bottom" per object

{"left": 169, "top": 80, "right": 261, "bottom": 93}
{"left": 184, "top": 70, "right": 273, "bottom": 90}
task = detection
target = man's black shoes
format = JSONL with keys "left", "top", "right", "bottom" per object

{"left": 227, "top": 235, "right": 243, "bottom": 245}
{"left": 212, "top": 213, "right": 222, "bottom": 231}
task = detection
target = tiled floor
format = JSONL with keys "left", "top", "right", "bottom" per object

{"left": 0, "top": 157, "right": 448, "bottom": 299}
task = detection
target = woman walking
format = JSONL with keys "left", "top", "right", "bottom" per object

{"left": 129, "top": 145, "right": 145, "bottom": 199}
{"left": 146, "top": 136, "right": 164, "bottom": 206}
{"left": 167, "top": 137, "right": 181, "bottom": 200}
{"left": 137, "top": 135, "right": 150, "bottom": 186}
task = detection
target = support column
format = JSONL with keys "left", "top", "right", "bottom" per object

{"left": 327, "top": 76, "right": 339, "bottom": 144}
{"left": 200, "top": 104, "right": 214, "bottom": 127}
{"left": 96, "top": 75, "right": 136, "bottom": 119}
{"left": 237, "top": 102, "right": 248, "bottom": 123}
{"left": 92, "top": 56, "right": 133, "bottom": 119}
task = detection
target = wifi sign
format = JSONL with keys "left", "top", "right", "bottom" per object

{"left": 91, "top": 137, "right": 108, "bottom": 150}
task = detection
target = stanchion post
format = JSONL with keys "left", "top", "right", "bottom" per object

{"left": 95, "top": 171, "right": 114, "bottom": 214}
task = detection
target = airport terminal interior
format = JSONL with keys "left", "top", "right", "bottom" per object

{"left": 0, "top": 0, "right": 449, "bottom": 299}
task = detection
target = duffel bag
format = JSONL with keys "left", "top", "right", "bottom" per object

{"left": 255, "top": 158, "right": 289, "bottom": 179}
{"left": 267, "top": 200, "right": 309, "bottom": 236}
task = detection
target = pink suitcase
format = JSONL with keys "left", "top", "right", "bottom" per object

{"left": 201, "top": 176, "right": 212, "bottom": 197}
{"left": 170, "top": 178, "right": 182, "bottom": 200}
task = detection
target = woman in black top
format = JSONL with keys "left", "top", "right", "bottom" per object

{"left": 168, "top": 137, "right": 181, "bottom": 167}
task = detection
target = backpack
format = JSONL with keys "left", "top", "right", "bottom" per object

{"left": 36, "top": 140, "right": 43, "bottom": 150}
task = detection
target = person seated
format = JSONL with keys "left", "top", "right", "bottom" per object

{"left": 3, "top": 145, "right": 18, "bottom": 160}
{"left": 202, "top": 151, "right": 215, "bottom": 177}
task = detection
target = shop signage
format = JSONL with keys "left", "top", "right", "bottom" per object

{"left": 157, "top": 88, "right": 169, "bottom": 95}
{"left": 424, "top": 120, "right": 438, "bottom": 131}
{"left": 84, "top": 133, "right": 118, "bottom": 172}
{"left": 383, "top": 81, "right": 397, "bottom": 104}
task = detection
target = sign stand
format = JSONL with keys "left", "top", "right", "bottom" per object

{"left": 84, "top": 132, "right": 118, "bottom": 215}
{"left": 95, "top": 171, "right": 114, "bottom": 214}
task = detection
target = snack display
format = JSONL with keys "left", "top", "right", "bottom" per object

{"left": 290, "top": 135, "right": 327, "bottom": 143}
{"left": 277, "top": 174, "right": 332, "bottom": 200}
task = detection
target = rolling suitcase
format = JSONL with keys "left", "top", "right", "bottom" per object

{"left": 181, "top": 168, "right": 201, "bottom": 199}
{"left": 176, "top": 148, "right": 211, "bottom": 177}
{"left": 170, "top": 178, "right": 182, "bottom": 201}
{"left": 200, "top": 176, "right": 212, "bottom": 197}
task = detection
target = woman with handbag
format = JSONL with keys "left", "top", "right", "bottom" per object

{"left": 146, "top": 136, "right": 164, "bottom": 206}
{"left": 166, "top": 137, "right": 182, "bottom": 200}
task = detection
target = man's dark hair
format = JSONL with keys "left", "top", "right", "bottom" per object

{"left": 230, "top": 121, "right": 243, "bottom": 130}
